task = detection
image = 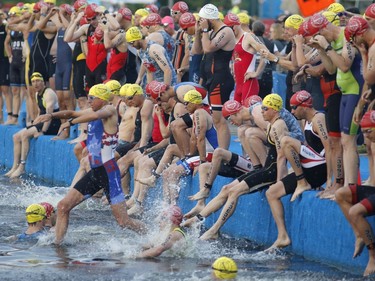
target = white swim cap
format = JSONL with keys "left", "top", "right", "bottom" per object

{"left": 199, "top": 4, "right": 219, "bottom": 20}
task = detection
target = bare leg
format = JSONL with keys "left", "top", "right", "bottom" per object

{"left": 281, "top": 136, "right": 311, "bottom": 202}
{"left": 200, "top": 181, "right": 249, "bottom": 240}
{"left": 212, "top": 110, "right": 230, "bottom": 149}
{"left": 348, "top": 203, "right": 375, "bottom": 276}
{"left": 362, "top": 140, "right": 375, "bottom": 186}
{"left": 182, "top": 180, "right": 239, "bottom": 227}
{"left": 5, "top": 131, "right": 23, "bottom": 176}
{"left": 246, "top": 127, "right": 267, "bottom": 166}
{"left": 52, "top": 90, "right": 69, "bottom": 140}
{"left": 319, "top": 136, "right": 343, "bottom": 198}
{"left": 2, "top": 86, "right": 11, "bottom": 124}
{"left": 185, "top": 163, "right": 211, "bottom": 218}
{"left": 342, "top": 133, "right": 358, "bottom": 186}
{"left": 111, "top": 202, "right": 146, "bottom": 233}
{"left": 237, "top": 125, "right": 250, "bottom": 157}
{"left": 162, "top": 164, "right": 185, "bottom": 205}
{"left": 265, "top": 181, "right": 291, "bottom": 250}
{"left": 55, "top": 188, "right": 86, "bottom": 244}
{"left": 170, "top": 119, "right": 190, "bottom": 156}
{"left": 189, "top": 148, "right": 233, "bottom": 201}
{"left": 335, "top": 187, "right": 364, "bottom": 258}
{"left": 136, "top": 144, "right": 181, "bottom": 186}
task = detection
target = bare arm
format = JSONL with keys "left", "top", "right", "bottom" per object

{"left": 137, "top": 231, "right": 183, "bottom": 258}
{"left": 150, "top": 45, "right": 173, "bottom": 85}
{"left": 154, "top": 105, "right": 170, "bottom": 139}
{"left": 139, "top": 100, "right": 154, "bottom": 147}
{"left": 37, "top": 8, "right": 58, "bottom": 34}
{"left": 270, "top": 119, "right": 288, "bottom": 181}
{"left": 201, "top": 28, "right": 233, "bottom": 53}
{"left": 194, "top": 110, "right": 208, "bottom": 162}
{"left": 313, "top": 113, "right": 331, "bottom": 184}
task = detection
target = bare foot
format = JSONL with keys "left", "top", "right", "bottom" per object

{"left": 68, "top": 134, "right": 87, "bottom": 144}
{"left": 5, "top": 118, "right": 17, "bottom": 125}
{"left": 199, "top": 229, "right": 219, "bottom": 240}
{"left": 353, "top": 238, "right": 365, "bottom": 258}
{"left": 135, "top": 175, "right": 156, "bottom": 187}
{"left": 127, "top": 203, "right": 143, "bottom": 217}
{"left": 364, "top": 259, "right": 375, "bottom": 276}
{"left": 188, "top": 188, "right": 210, "bottom": 201}
{"left": 264, "top": 237, "right": 291, "bottom": 252}
{"left": 319, "top": 187, "right": 337, "bottom": 200}
{"left": 290, "top": 183, "right": 312, "bottom": 202}
{"left": 184, "top": 204, "right": 205, "bottom": 219}
{"left": 9, "top": 166, "right": 25, "bottom": 179}
{"left": 181, "top": 216, "right": 199, "bottom": 227}
{"left": 5, "top": 167, "right": 17, "bottom": 177}
{"left": 52, "top": 131, "right": 69, "bottom": 140}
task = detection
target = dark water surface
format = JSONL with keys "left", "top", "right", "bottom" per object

{"left": 0, "top": 176, "right": 367, "bottom": 281}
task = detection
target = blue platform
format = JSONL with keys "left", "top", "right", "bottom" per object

{"left": 0, "top": 72, "right": 372, "bottom": 276}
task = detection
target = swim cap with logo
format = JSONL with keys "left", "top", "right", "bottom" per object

{"left": 212, "top": 256, "right": 238, "bottom": 280}
{"left": 244, "top": 95, "right": 262, "bottom": 108}
{"left": 162, "top": 205, "right": 183, "bottom": 225}
{"left": 224, "top": 13, "right": 240, "bottom": 26}
{"left": 184, "top": 90, "right": 202, "bottom": 104}
{"left": 290, "top": 90, "right": 313, "bottom": 108}
{"left": 199, "top": 4, "right": 219, "bottom": 20}
{"left": 364, "top": 4, "right": 375, "bottom": 20}
{"left": 344, "top": 16, "right": 369, "bottom": 42}
{"left": 306, "top": 13, "right": 329, "bottom": 36}
{"left": 262, "top": 93, "right": 283, "bottom": 111}
{"left": 118, "top": 7, "right": 132, "bottom": 21}
{"left": 119, "top": 83, "right": 131, "bottom": 97}
{"left": 171, "top": 1, "right": 189, "bottom": 13}
{"left": 179, "top": 12, "right": 196, "bottom": 30}
{"left": 135, "top": 8, "right": 149, "bottom": 17}
{"left": 105, "top": 80, "right": 121, "bottom": 95}
{"left": 141, "top": 13, "right": 162, "bottom": 26}
{"left": 360, "top": 110, "right": 375, "bottom": 129}
{"left": 89, "top": 84, "right": 111, "bottom": 101}
{"left": 284, "top": 14, "right": 304, "bottom": 30}
{"left": 126, "top": 27, "right": 143, "bottom": 43}
{"left": 145, "top": 80, "right": 168, "bottom": 99}
{"left": 222, "top": 100, "right": 242, "bottom": 118}
{"left": 237, "top": 12, "right": 250, "bottom": 24}
{"left": 125, "top": 84, "right": 144, "bottom": 97}
{"left": 322, "top": 11, "right": 340, "bottom": 26}
{"left": 39, "top": 202, "right": 55, "bottom": 218}
{"left": 326, "top": 3, "right": 345, "bottom": 14}
{"left": 26, "top": 204, "right": 46, "bottom": 223}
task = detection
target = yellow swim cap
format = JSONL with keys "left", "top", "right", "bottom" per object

{"left": 193, "top": 13, "right": 200, "bottom": 21}
{"left": 44, "top": 0, "right": 56, "bottom": 5}
{"left": 9, "top": 6, "right": 22, "bottom": 16}
{"left": 26, "top": 204, "right": 46, "bottom": 224}
{"left": 184, "top": 90, "right": 202, "bottom": 104}
{"left": 218, "top": 11, "right": 224, "bottom": 21}
{"left": 263, "top": 93, "right": 283, "bottom": 111}
{"left": 126, "top": 27, "right": 143, "bottom": 43}
{"left": 125, "top": 84, "right": 144, "bottom": 97}
{"left": 119, "top": 83, "right": 131, "bottom": 97}
{"left": 322, "top": 11, "right": 340, "bottom": 26}
{"left": 135, "top": 8, "right": 149, "bottom": 17}
{"left": 237, "top": 12, "right": 250, "bottom": 24}
{"left": 284, "top": 14, "right": 304, "bottom": 30}
{"left": 31, "top": 72, "right": 44, "bottom": 82}
{"left": 89, "top": 84, "right": 111, "bottom": 101}
{"left": 105, "top": 80, "right": 121, "bottom": 96}
{"left": 326, "top": 3, "right": 345, "bottom": 14}
{"left": 212, "top": 256, "right": 238, "bottom": 280}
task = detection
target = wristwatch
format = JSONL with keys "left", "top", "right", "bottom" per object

{"left": 202, "top": 28, "right": 209, "bottom": 33}
{"left": 273, "top": 56, "right": 279, "bottom": 63}
{"left": 325, "top": 45, "right": 333, "bottom": 52}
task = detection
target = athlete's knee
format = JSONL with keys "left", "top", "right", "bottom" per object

{"left": 213, "top": 148, "right": 226, "bottom": 161}
{"left": 57, "top": 199, "right": 72, "bottom": 215}
{"left": 335, "top": 187, "right": 350, "bottom": 204}
{"left": 266, "top": 185, "right": 277, "bottom": 200}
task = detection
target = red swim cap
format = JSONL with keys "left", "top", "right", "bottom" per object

{"left": 223, "top": 13, "right": 240, "bottom": 27}
{"left": 145, "top": 80, "right": 168, "bottom": 99}
{"left": 244, "top": 95, "right": 262, "bottom": 108}
{"left": 365, "top": 3, "right": 375, "bottom": 20}
{"left": 118, "top": 7, "right": 132, "bottom": 21}
{"left": 141, "top": 13, "right": 162, "bottom": 26}
{"left": 290, "top": 90, "right": 313, "bottom": 108}
{"left": 171, "top": 1, "right": 189, "bottom": 13}
{"left": 179, "top": 12, "right": 196, "bottom": 30}
{"left": 222, "top": 100, "right": 242, "bottom": 118}
{"left": 344, "top": 16, "right": 369, "bottom": 42}
{"left": 361, "top": 110, "right": 375, "bottom": 129}
{"left": 39, "top": 202, "right": 55, "bottom": 218}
